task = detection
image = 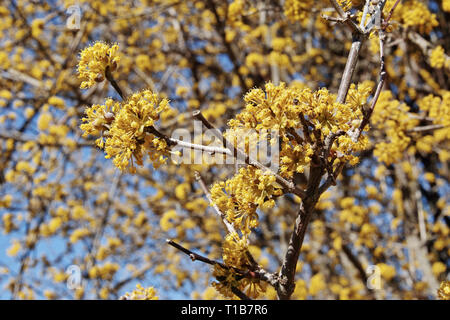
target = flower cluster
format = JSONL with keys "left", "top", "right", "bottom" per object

{"left": 80, "top": 98, "right": 120, "bottom": 148}
{"left": 418, "top": 92, "right": 450, "bottom": 142}
{"left": 210, "top": 166, "right": 282, "bottom": 235}
{"left": 120, "top": 284, "right": 159, "bottom": 300}
{"left": 80, "top": 90, "right": 171, "bottom": 173}
{"left": 104, "top": 90, "right": 170, "bottom": 172}
{"left": 371, "top": 91, "right": 419, "bottom": 164}
{"left": 438, "top": 280, "right": 450, "bottom": 300}
{"left": 385, "top": 0, "right": 438, "bottom": 34}
{"left": 228, "top": 82, "right": 370, "bottom": 177}
{"left": 372, "top": 90, "right": 450, "bottom": 164}
{"left": 212, "top": 233, "right": 266, "bottom": 299}
{"left": 430, "top": 46, "right": 448, "bottom": 69}
{"left": 283, "top": 0, "right": 314, "bottom": 22}
{"left": 77, "top": 42, "right": 120, "bottom": 89}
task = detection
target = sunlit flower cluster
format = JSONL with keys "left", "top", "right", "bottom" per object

{"left": 120, "top": 284, "right": 159, "bottom": 300}
{"left": 385, "top": 0, "right": 438, "bottom": 34}
{"left": 104, "top": 90, "right": 170, "bottom": 172}
{"left": 80, "top": 98, "right": 120, "bottom": 148}
{"left": 438, "top": 280, "right": 450, "bottom": 300}
{"left": 430, "top": 46, "right": 447, "bottom": 69}
{"left": 372, "top": 89, "right": 450, "bottom": 164}
{"left": 211, "top": 166, "right": 282, "bottom": 235}
{"left": 283, "top": 0, "right": 314, "bottom": 22}
{"left": 212, "top": 233, "right": 267, "bottom": 299}
{"left": 80, "top": 90, "right": 171, "bottom": 173}
{"left": 418, "top": 92, "right": 450, "bottom": 142}
{"left": 222, "top": 232, "right": 249, "bottom": 268}
{"left": 371, "top": 91, "right": 419, "bottom": 164}
{"left": 77, "top": 42, "right": 120, "bottom": 89}
{"left": 228, "top": 82, "right": 371, "bottom": 177}
{"left": 444, "top": 0, "right": 450, "bottom": 12}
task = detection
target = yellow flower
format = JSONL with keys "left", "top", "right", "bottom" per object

{"left": 438, "top": 280, "right": 450, "bottom": 300}
{"left": 80, "top": 98, "right": 119, "bottom": 148}
{"left": 77, "top": 42, "right": 120, "bottom": 89}
{"left": 222, "top": 232, "right": 249, "bottom": 269}
{"left": 37, "top": 112, "right": 53, "bottom": 131}
{"left": 432, "top": 261, "right": 446, "bottom": 277}
{"left": 103, "top": 90, "right": 171, "bottom": 172}
{"left": 160, "top": 209, "right": 177, "bottom": 231}
{"left": 377, "top": 263, "right": 396, "bottom": 281}
{"left": 211, "top": 167, "right": 281, "bottom": 235}
{"left": 430, "top": 46, "right": 446, "bottom": 69}
{"left": 31, "top": 19, "right": 44, "bottom": 38}
{"left": 444, "top": 0, "right": 450, "bottom": 12}
{"left": 211, "top": 265, "right": 241, "bottom": 299}
{"left": 120, "top": 284, "right": 159, "bottom": 300}
{"left": 70, "top": 228, "right": 90, "bottom": 243}
{"left": 309, "top": 273, "right": 326, "bottom": 296}
{"left": 47, "top": 96, "right": 65, "bottom": 109}
{"left": 284, "top": 0, "right": 314, "bottom": 22}
{"left": 7, "top": 240, "right": 21, "bottom": 257}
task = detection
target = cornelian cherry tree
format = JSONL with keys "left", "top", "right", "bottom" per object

{"left": 0, "top": 0, "right": 448, "bottom": 300}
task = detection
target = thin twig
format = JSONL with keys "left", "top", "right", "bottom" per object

{"left": 194, "top": 171, "right": 237, "bottom": 235}
{"left": 231, "top": 287, "right": 251, "bottom": 300}
{"left": 166, "top": 239, "right": 229, "bottom": 269}
{"left": 145, "top": 126, "right": 232, "bottom": 155}
{"left": 407, "top": 124, "right": 446, "bottom": 133}
{"left": 329, "top": 0, "right": 364, "bottom": 34}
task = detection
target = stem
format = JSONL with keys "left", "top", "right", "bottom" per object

{"left": 231, "top": 287, "right": 251, "bottom": 300}
{"left": 105, "top": 65, "right": 125, "bottom": 100}
{"left": 277, "top": 165, "right": 323, "bottom": 299}
{"left": 337, "top": 32, "right": 364, "bottom": 103}
{"left": 166, "top": 239, "right": 230, "bottom": 269}
{"left": 194, "top": 171, "right": 237, "bottom": 235}
{"left": 146, "top": 125, "right": 232, "bottom": 155}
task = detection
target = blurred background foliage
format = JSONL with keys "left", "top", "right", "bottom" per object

{"left": 0, "top": 0, "right": 448, "bottom": 299}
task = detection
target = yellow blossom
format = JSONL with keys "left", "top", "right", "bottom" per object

{"left": 430, "top": 46, "right": 447, "bottom": 69}
{"left": 438, "top": 280, "right": 450, "bottom": 300}
{"left": 77, "top": 42, "right": 120, "bottom": 89}
{"left": 103, "top": 90, "right": 170, "bottom": 172}
{"left": 121, "top": 284, "right": 159, "bottom": 300}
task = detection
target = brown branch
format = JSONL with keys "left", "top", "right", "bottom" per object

{"left": 353, "top": 23, "right": 387, "bottom": 141}
{"left": 166, "top": 239, "right": 229, "bottom": 269}
{"left": 231, "top": 287, "right": 251, "bottom": 300}
{"left": 329, "top": 0, "right": 365, "bottom": 34}
{"left": 383, "top": 0, "right": 401, "bottom": 27}
{"left": 276, "top": 165, "right": 324, "bottom": 299}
